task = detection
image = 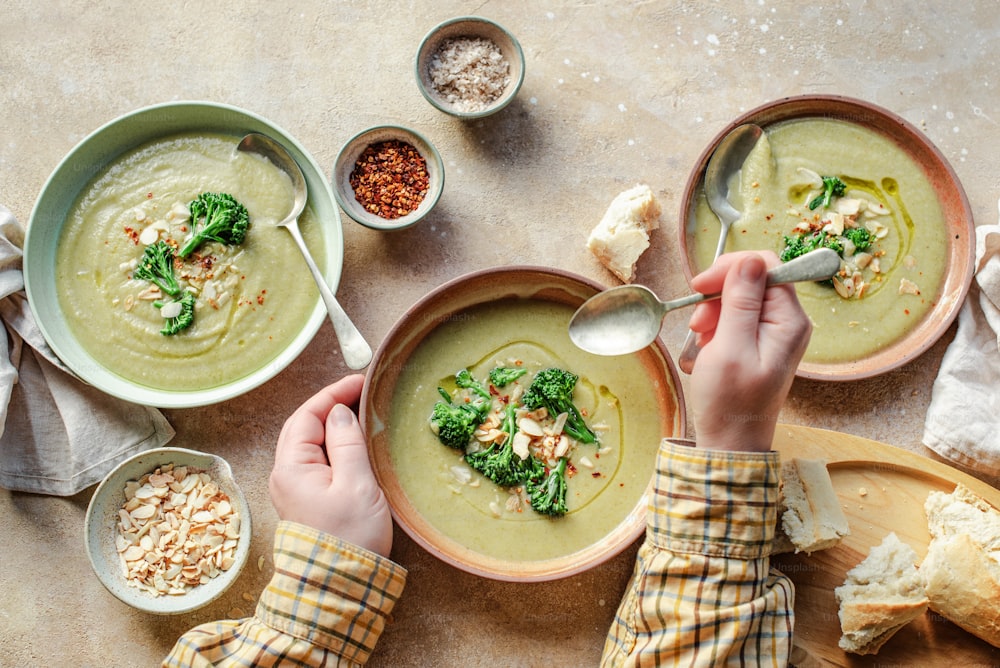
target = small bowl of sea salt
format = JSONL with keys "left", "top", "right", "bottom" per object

{"left": 415, "top": 16, "right": 525, "bottom": 118}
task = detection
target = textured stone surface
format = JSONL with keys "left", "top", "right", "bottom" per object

{"left": 2, "top": 1, "right": 999, "bottom": 665}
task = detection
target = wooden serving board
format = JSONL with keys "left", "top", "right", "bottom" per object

{"left": 770, "top": 424, "right": 1000, "bottom": 666}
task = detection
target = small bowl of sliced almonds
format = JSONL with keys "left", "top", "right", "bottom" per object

{"left": 84, "top": 447, "right": 252, "bottom": 614}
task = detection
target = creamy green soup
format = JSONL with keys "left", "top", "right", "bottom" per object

{"left": 56, "top": 133, "right": 322, "bottom": 391}
{"left": 687, "top": 118, "right": 948, "bottom": 364}
{"left": 389, "top": 299, "right": 675, "bottom": 562}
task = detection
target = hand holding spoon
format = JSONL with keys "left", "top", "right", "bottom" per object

{"left": 568, "top": 248, "right": 840, "bottom": 357}
{"left": 237, "top": 133, "right": 373, "bottom": 370}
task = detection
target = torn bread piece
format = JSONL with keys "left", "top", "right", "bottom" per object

{"left": 773, "top": 458, "right": 850, "bottom": 555}
{"left": 586, "top": 184, "right": 661, "bottom": 283}
{"left": 922, "top": 533, "right": 1000, "bottom": 648}
{"left": 925, "top": 483, "right": 1000, "bottom": 547}
{"left": 834, "top": 532, "right": 928, "bottom": 655}
{"left": 921, "top": 485, "right": 1000, "bottom": 647}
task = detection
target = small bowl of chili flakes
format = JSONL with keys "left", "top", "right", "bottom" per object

{"left": 333, "top": 125, "right": 445, "bottom": 231}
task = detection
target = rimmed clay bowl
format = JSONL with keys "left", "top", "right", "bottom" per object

{"left": 361, "top": 266, "right": 685, "bottom": 582}
{"left": 22, "top": 100, "right": 341, "bottom": 407}
{"left": 679, "top": 94, "right": 974, "bottom": 381}
{"left": 84, "top": 447, "right": 252, "bottom": 615}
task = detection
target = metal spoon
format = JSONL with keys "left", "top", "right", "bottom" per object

{"left": 237, "top": 132, "right": 373, "bottom": 370}
{"left": 568, "top": 248, "right": 841, "bottom": 357}
{"left": 677, "top": 123, "right": 764, "bottom": 373}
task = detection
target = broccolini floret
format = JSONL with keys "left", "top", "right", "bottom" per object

{"left": 179, "top": 192, "right": 250, "bottom": 258}
{"left": 808, "top": 176, "right": 847, "bottom": 210}
{"left": 488, "top": 366, "right": 527, "bottom": 388}
{"left": 843, "top": 226, "right": 873, "bottom": 253}
{"left": 779, "top": 231, "right": 844, "bottom": 263}
{"left": 429, "top": 387, "right": 490, "bottom": 450}
{"left": 133, "top": 240, "right": 181, "bottom": 297}
{"left": 527, "top": 457, "right": 569, "bottom": 516}
{"left": 464, "top": 403, "right": 541, "bottom": 487}
{"left": 154, "top": 292, "right": 196, "bottom": 336}
{"left": 521, "top": 367, "right": 598, "bottom": 444}
{"left": 455, "top": 368, "right": 492, "bottom": 401}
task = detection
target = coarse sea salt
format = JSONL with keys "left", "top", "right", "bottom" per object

{"left": 427, "top": 36, "right": 510, "bottom": 113}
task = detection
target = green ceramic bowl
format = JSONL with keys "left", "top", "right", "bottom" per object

{"left": 23, "top": 101, "right": 341, "bottom": 407}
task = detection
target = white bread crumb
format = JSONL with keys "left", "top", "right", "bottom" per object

{"left": 773, "top": 458, "right": 850, "bottom": 555}
{"left": 586, "top": 184, "right": 661, "bottom": 283}
{"left": 834, "top": 532, "right": 928, "bottom": 655}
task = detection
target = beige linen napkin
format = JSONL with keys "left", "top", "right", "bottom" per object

{"left": 0, "top": 205, "right": 174, "bottom": 495}
{"left": 923, "top": 216, "right": 1000, "bottom": 477}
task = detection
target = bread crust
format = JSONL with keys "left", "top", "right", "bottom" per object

{"left": 834, "top": 532, "right": 928, "bottom": 655}
{"left": 922, "top": 533, "right": 1000, "bottom": 648}
{"left": 837, "top": 600, "right": 928, "bottom": 654}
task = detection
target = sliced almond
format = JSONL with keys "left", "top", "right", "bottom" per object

{"left": 115, "top": 464, "right": 240, "bottom": 597}
{"left": 518, "top": 417, "right": 545, "bottom": 437}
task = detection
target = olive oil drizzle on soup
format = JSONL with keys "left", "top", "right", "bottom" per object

{"left": 388, "top": 299, "right": 666, "bottom": 562}
{"left": 687, "top": 118, "right": 947, "bottom": 364}
{"left": 55, "top": 133, "right": 322, "bottom": 391}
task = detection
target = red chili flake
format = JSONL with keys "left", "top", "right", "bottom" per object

{"left": 904, "top": 308, "right": 910, "bottom": 315}
{"left": 349, "top": 140, "right": 429, "bottom": 219}
{"left": 124, "top": 226, "right": 140, "bottom": 244}
{"left": 146, "top": 192, "right": 154, "bottom": 199}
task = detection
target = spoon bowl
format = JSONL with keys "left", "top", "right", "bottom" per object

{"left": 676, "top": 123, "right": 764, "bottom": 372}
{"left": 568, "top": 248, "right": 841, "bottom": 356}
{"left": 705, "top": 124, "right": 764, "bottom": 257}
{"left": 237, "top": 133, "right": 373, "bottom": 370}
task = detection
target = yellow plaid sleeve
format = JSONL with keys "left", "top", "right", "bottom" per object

{"left": 601, "top": 440, "right": 794, "bottom": 667}
{"left": 164, "top": 521, "right": 407, "bottom": 667}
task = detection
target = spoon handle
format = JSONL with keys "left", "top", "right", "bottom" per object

{"left": 662, "top": 247, "right": 841, "bottom": 313}
{"left": 283, "top": 221, "right": 373, "bottom": 370}
{"left": 765, "top": 246, "right": 842, "bottom": 284}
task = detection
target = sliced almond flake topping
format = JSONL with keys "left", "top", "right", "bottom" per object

{"left": 159, "top": 300, "right": 183, "bottom": 319}
{"left": 167, "top": 201, "right": 191, "bottom": 221}
{"left": 898, "top": 278, "right": 921, "bottom": 296}
{"left": 115, "top": 464, "right": 240, "bottom": 597}
{"left": 511, "top": 432, "right": 531, "bottom": 460}
{"left": 518, "top": 416, "right": 545, "bottom": 437}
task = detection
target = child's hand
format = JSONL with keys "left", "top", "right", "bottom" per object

{"left": 686, "top": 252, "right": 812, "bottom": 453}
{"left": 269, "top": 374, "right": 393, "bottom": 557}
